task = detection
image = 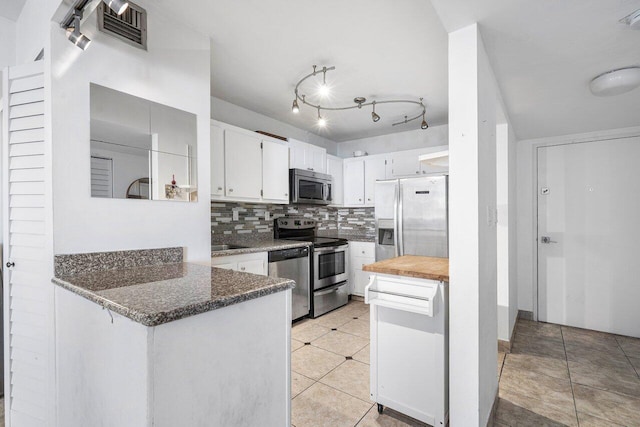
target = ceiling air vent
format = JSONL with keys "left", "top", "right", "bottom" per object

{"left": 98, "top": 1, "right": 147, "bottom": 50}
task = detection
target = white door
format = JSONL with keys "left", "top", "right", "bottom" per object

{"left": 364, "top": 157, "right": 387, "bottom": 205}
{"left": 343, "top": 159, "right": 365, "bottom": 206}
{"left": 537, "top": 137, "right": 640, "bottom": 337}
{"left": 261, "top": 140, "right": 289, "bottom": 202}
{"left": 210, "top": 125, "right": 225, "bottom": 197}
{"left": 2, "top": 61, "right": 54, "bottom": 426}
{"left": 224, "top": 129, "right": 262, "bottom": 200}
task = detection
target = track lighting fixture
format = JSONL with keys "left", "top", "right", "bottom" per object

{"left": 371, "top": 101, "right": 381, "bottom": 122}
{"left": 103, "top": 0, "right": 129, "bottom": 15}
{"left": 66, "top": 9, "right": 91, "bottom": 50}
{"left": 292, "top": 65, "right": 428, "bottom": 130}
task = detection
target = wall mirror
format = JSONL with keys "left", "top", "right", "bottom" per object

{"left": 90, "top": 84, "right": 198, "bottom": 202}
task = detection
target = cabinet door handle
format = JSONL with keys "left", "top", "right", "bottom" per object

{"left": 367, "top": 198, "right": 371, "bottom": 201}
{"left": 362, "top": 251, "right": 365, "bottom": 254}
{"left": 217, "top": 186, "right": 222, "bottom": 190}
{"left": 240, "top": 266, "right": 246, "bottom": 271}
{"left": 307, "top": 168, "right": 314, "bottom": 171}
{"left": 6, "top": 262, "right": 15, "bottom": 268}
{"left": 358, "top": 198, "right": 362, "bottom": 202}
{"left": 229, "top": 188, "right": 234, "bottom": 192}
{"left": 416, "top": 171, "right": 420, "bottom": 174}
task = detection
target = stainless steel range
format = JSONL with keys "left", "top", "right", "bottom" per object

{"left": 274, "top": 217, "right": 349, "bottom": 317}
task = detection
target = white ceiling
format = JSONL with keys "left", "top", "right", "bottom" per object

{"left": 0, "top": 0, "right": 26, "bottom": 21}
{"left": 154, "top": 0, "right": 449, "bottom": 142}
{"left": 431, "top": 0, "right": 640, "bottom": 140}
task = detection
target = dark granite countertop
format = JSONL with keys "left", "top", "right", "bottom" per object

{"left": 211, "top": 238, "right": 311, "bottom": 257}
{"left": 52, "top": 263, "right": 294, "bottom": 327}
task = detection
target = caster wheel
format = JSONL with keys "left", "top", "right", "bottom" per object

{"left": 377, "top": 404, "right": 384, "bottom": 414}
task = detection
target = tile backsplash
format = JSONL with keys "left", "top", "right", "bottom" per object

{"left": 211, "top": 202, "right": 374, "bottom": 240}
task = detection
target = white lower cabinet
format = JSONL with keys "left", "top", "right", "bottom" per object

{"left": 348, "top": 242, "right": 376, "bottom": 296}
{"left": 211, "top": 252, "right": 268, "bottom": 276}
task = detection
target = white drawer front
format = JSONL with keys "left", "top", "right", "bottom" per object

{"left": 349, "top": 242, "right": 375, "bottom": 258}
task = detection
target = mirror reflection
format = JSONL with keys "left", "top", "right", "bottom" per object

{"left": 90, "top": 84, "right": 198, "bottom": 201}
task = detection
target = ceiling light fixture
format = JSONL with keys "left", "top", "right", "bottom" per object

{"left": 66, "top": 9, "right": 92, "bottom": 50}
{"left": 103, "top": 0, "right": 129, "bottom": 15}
{"left": 60, "top": 0, "right": 131, "bottom": 50}
{"left": 292, "top": 65, "right": 428, "bottom": 130}
{"left": 620, "top": 8, "right": 640, "bottom": 29}
{"left": 371, "top": 101, "right": 381, "bottom": 122}
{"left": 589, "top": 67, "right": 640, "bottom": 96}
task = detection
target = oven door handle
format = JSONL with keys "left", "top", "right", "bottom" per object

{"left": 315, "top": 284, "right": 342, "bottom": 296}
{"left": 314, "top": 246, "right": 347, "bottom": 253}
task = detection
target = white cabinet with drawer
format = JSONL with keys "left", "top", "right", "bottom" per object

{"left": 211, "top": 252, "right": 268, "bottom": 276}
{"left": 348, "top": 242, "right": 376, "bottom": 296}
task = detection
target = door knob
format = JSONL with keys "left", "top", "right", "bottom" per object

{"left": 540, "top": 236, "right": 557, "bottom": 244}
{"left": 6, "top": 262, "right": 15, "bottom": 268}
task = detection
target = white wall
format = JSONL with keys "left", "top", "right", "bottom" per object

{"left": 15, "top": 0, "right": 61, "bottom": 64}
{"left": 0, "top": 16, "right": 16, "bottom": 72}
{"left": 516, "top": 125, "right": 640, "bottom": 314}
{"left": 448, "top": 23, "right": 499, "bottom": 427}
{"left": 50, "top": 0, "right": 211, "bottom": 262}
{"left": 211, "top": 96, "right": 338, "bottom": 155}
{"left": 337, "top": 125, "right": 448, "bottom": 158}
{"left": 497, "top": 122, "right": 518, "bottom": 342}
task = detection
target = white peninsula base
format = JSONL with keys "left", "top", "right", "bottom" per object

{"left": 55, "top": 287, "right": 292, "bottom": 427}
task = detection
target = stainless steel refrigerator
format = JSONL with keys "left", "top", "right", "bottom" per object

{"left": 375, "top": 175, "right": 448, "bottom": 261}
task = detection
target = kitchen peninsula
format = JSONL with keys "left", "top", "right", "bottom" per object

{"left": 52, "top": 248, "right": 293, "bottom": 427}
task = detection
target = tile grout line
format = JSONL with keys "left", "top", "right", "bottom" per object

{"left": 614, "top": 335, "right": 640, "bottom": 380}
{"left": 560, "top": 327, "right": 581, "bottom": 427}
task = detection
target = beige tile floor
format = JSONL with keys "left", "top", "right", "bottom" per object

{"left": 291, "top": 299, "right": 429, "bottom": 427}
{"left": 496, "top": 319, "right": 640, "bottom": 426}
{"left": 293, "top": 300, "right": 640, "bottom": 427}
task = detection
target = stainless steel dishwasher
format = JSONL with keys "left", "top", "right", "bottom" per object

{"left": 268, "top": 246, "right": 310, "bottom": 321}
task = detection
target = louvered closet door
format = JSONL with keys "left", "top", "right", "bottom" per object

{"left": 2, "top": 61, "right": 52, "bottom": 427}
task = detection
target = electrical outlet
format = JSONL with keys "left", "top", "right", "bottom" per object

{"left": 265, "top": 211, "right": 270, "bottom": 221}
{"left": 232, "top": 210, "right": 239, "bottom": 221}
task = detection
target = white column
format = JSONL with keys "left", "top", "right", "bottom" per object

{"left": 448, "top": 23, "right": 498, "bottom": 426}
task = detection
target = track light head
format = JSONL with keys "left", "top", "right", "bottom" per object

{"left": 317, "top": 107, "right": 326, "bottom": 127}
{"left": 68, "top": 29, "right": 92, "bottom": 50}
{"left": 292, "top": 99, "right": 300, "bottom": 114}
{"left": 421, "top": 113, "right": 428, "bottom": 130}
{"left": 371, "top": 101, "right": 381, "bottom": 122}
{"left": 67, "top": 11, "right": 91, "bottom": 50}
{"left": 103, "top": 0, "right": 129, "bottom": 15}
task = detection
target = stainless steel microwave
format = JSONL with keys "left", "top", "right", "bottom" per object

{"left": 289, "top": 169, "right": 332, "bottom": 205}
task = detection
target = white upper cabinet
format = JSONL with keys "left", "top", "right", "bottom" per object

{"left": 343, "top": 155, "right": 386, "bottom": 207}
{"left": 326, "top": 154, "right": 344, "bottom": 206}
{"left": 343, "top": 159, "right": 365, "bottom": 206}
{"left": 224, "top": 129, "right": 263, "bottom": 200}
{"left": 288, "top": 138, "right": 327, "bottom": 173}
{"left": 262, "top": 139, "right": 290, "bottom": 202}
{"left": 210, "top": 124, "right": 225, "bottom": 196}
{"left": 364, "top": 156, "right": 387, "bottom": 205}
{"left": 212, "top": 121, "right": 289, "bottom": 204}
{"left": 387, "top": 150, "right": 422, "bottom": 178}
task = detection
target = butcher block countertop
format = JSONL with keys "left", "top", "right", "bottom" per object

{"left": 363, "top": 255, "right": 449, "bottom": 282}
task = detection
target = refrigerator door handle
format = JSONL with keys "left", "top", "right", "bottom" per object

{"left": 397, "top": 181, "right": 404, "bottom": 256}
{"left": 393, "top": 184, "right": 399, "bottom": 258}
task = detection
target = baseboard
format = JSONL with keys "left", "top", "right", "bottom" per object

{"left": 487, "top": 388, "right": 500, "bottom": 427}
{"left": 498, "top": 313, "right": 521, "bottom": 353}
{"left": 350, "top": 295, "right": 365, "bottom": 302}
{"left": 518, "top": 310, "right": 533, "bottom": 321}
